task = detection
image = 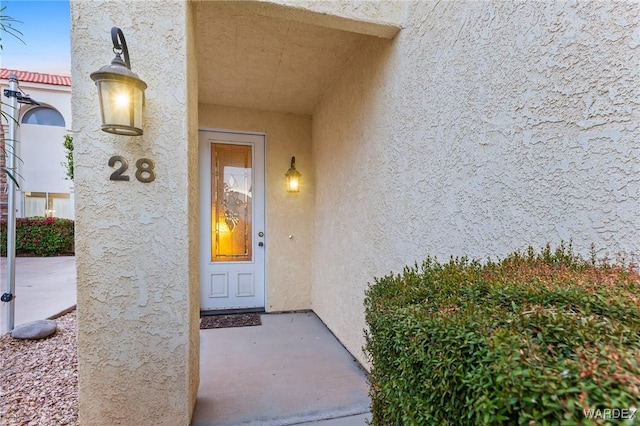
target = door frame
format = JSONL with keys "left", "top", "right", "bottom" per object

{"left": 198, "top": 128, "right": 267, "bottom": 313}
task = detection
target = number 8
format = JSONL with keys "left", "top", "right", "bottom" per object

{"left": 135, "top": 158, "right": 156, "bottom": 183}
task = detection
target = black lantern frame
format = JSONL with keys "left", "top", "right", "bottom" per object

{"left": 90, "top": 27, "right": 147, "bottom": 136}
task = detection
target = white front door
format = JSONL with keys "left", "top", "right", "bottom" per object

{"left": 199, "top": 130, "right": 265, "bottom": 311}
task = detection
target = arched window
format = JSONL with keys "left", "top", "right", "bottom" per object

{"left": 21, "top": 107, "right": 66, "bottom": 127}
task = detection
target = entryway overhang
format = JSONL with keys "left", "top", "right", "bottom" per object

{"left": 193, "top": 0, "right": 401, "bottom": 115}
{"left": 192, "top": 0, "right": 401, "bottom": 314}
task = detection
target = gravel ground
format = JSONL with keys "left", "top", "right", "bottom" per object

{"left": 0, "top": 311, "right": 78, "bottom": 425}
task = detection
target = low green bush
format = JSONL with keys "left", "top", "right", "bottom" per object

{"left": 0, "top": 217, "right": 74, "bottom": 257}
{"left": 364, "top": 244, "right": 640, "bottom": 425}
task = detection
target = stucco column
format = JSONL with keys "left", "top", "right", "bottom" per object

{"left": 71, "top": 2, "right": 199, "bottom": 425}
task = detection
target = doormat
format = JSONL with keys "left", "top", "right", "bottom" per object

{"left": 200, "top": 313, "right": 262, "bottom": 329}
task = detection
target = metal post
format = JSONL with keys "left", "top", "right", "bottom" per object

{"left": 2, "top": 74, "right": 19, "bottom": 332}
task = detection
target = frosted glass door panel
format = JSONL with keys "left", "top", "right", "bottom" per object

{"left": 211, "top": 144, "right": 252, "bottom": 262}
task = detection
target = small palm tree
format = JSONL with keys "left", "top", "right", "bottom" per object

{"left": 0, "top": 5, "right": 24, "bottom": 186}
{"left": 0, "top": 6, "right": 22, "bottom": 44}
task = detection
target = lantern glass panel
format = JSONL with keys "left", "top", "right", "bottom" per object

{"left": 287, "top": 175, "right": 299, "bottom": 192}
{"left": 97, "top": 79, "right": 144, "bottom": 135}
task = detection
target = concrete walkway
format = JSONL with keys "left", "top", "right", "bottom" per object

{"left": 0, "top": 256, "right": 76, "bottom": 331}
{"left": 192, "top": 312, "right": 371, "bottom": 426}
{"left": 0, "top": 257, "right": 372, "bottom": 425}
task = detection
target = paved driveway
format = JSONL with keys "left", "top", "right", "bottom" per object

{"left": 0, "top": 256, "right": 76, "bottom": 331}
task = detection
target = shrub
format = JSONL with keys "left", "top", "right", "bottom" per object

{"left": 61, "top": 134, "right": 74, "bottom": 180}
{"left": 364, "top": 244, "right": 640, "bottom": 425}
{"left": 0, "top": 217, "right": 74, "bottom": 257}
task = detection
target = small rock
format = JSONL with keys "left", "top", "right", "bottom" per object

{"left": 11, "top": 320, "right": 57, "bottom": 340}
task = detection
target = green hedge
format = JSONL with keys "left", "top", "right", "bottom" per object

{"left": 0, "top": 217, "right": 74, "bottom": 257}
{"left": 364, "top": 244, "right": 640, "bottom": 425}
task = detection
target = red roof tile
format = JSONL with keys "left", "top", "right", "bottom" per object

{"left": 0, "top": 69, "right": 71, "bottom": 87}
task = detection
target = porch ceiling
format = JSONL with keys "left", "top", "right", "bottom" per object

{"left": 194, "top": 2, "right": 373, "bottom": 115}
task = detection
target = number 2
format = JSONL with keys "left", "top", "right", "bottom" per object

{"left": 108, "top": 155, "right": 130, "bottom": 181}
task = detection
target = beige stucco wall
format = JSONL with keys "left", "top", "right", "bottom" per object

{"left": 312, "top": 1, "right": 640, "bottom": 366}
{"left": 185, "top": 2, "right": 201, "bottom": 416}
{"left": 238, "top": 0, "right": 401, "bottom": 38}
{"left": 199, "top": 104, "right": 313, "bottom": 312}
{"left": 71, "top": 1, "right": 199, "bottom": 424}
{"left": 275, "top": 0, "right": 401, "bottom": 24}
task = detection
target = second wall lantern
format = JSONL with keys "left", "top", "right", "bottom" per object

{"left": 285, "top": 156, "right": 301, "bottom": 193}
{"left": 91, "top": 27, "right": 147, "bottom": 136}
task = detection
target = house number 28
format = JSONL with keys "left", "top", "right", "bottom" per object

{"left": 108, "top": 155, "right": 156, "bottom": 183}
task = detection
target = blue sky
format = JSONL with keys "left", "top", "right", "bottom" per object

{"left": 1, "top": 0, "right": 71, "bottom": 76}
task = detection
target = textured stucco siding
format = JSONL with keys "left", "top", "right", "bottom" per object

{"left": 71, "top": 1, "right": 199, "bottom": 424}
{"left": 273, "top": 0, "right": 401, "bottom": 25}
{"left": 312, "top": 1, "right": 640, "bottom": 366}
{"left": 233, "top": 0, "right": 401, "bottom": 38}
{"left": 186, "top": 2, "right": 201, "bottom": 416}
{"left": 199, "top": 104, "right": 313, "bottom": 312}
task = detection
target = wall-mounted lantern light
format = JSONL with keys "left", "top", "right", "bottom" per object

{"left": 285, "top": 156, "right": 301, "bottom": 193}
{"left": 90, "top": 27, "right": 147, "bottom": 136}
